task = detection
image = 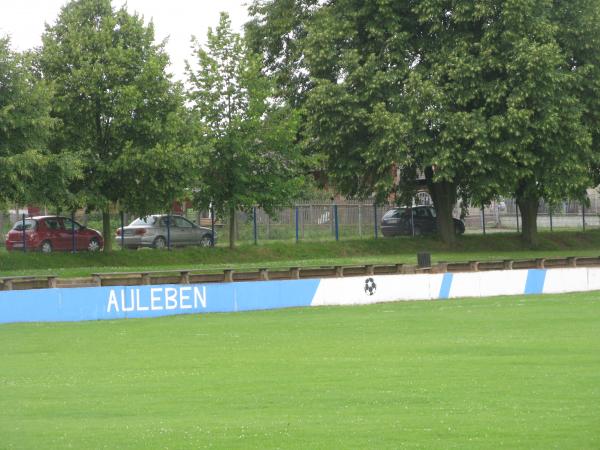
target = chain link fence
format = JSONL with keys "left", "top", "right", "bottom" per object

{"left": 215, "top": 203, "right": 387, "bottom": 243}
{"left": 1, "top": 193, "right": 600, "bottom": 250}
{"left": 463, "top": 197, "right": 600, "bottom": 233}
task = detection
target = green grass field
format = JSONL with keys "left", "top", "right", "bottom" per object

{"left": 1, "top": 293, "right": 599, "bottom": 449}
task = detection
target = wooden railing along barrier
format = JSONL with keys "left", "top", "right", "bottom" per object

{"left": 2, "top": 256, "right": 600, "bottom": 291}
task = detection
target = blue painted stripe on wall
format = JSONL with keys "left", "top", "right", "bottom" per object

{"left": 0, "top": 279, "right": 321, "bottom": 324}
{"left": 439, "top": 273, "right": 453, "bottom": 299}
{"left": 524, "top": 269, "right": 546, "bottom": 295}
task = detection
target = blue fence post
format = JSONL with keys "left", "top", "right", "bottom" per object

{"left": 22, "top": 213, "right": 26, "bottom": 253}
{"left": 516, "top": 205, "right": 520, "bottom": 233}
{"left": 253, "top": 207, "right": 258, "bottom": 245}
{"left": 295, "top": 206, "right": 299, "bottom": 243}
{"left": 167, "top": 214, "right": 171, "bottom": 250}
{"left": 374, "top": 204, "right": 378, "bottom": 239}
{"left": 71, "top": 211, "right": 76, "bottom": 253}
{"left": 481, "top": 207, "right": 486, "bottom": 235}
{"left": 334, "top": 204, "right": 339, "bottom": 241}
{"left": 211, "top": 205, "right": 215, "bottom": 247}
{"left": 120, "top": 211, "right": 125, "bottom": 249}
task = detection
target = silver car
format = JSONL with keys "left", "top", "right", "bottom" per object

{"left": 116, "top": 215, "right": 215, "bottom": 249}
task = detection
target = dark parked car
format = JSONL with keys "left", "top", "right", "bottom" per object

{"left": 115, "top": 214, "right": 216, "bottom": 249}
{"left": 5, "top": 216, "right": 103, "bottom": 252}
{"left": 381, "top": 206, "right": 465, "bottom": 237}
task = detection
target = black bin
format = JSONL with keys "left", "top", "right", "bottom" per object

{"left": 417, "top": 252, "right": 431, "bottom": 268}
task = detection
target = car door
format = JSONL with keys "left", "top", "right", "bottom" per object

{"left": 413, "top": 208, "right": 430, "bottom": 232}
{"left": 174, "top": 216, "right": 197, "bottom": 246}
{"left": 62, "top": 217, "right": 85, "bottom": 250}
{"left": 426, "top": 207, "right": 438, "bottom": 233}
{"left": 45, "top": 217, "right": 69, "bottom": 250}
{"left": 381, "top": 209, "right": 403, "bottom": 235}
{"left": 161, "top": 216, "right": 180, "bottom": 246}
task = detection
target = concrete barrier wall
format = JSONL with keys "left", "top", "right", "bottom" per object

{"left": 0, "top": 268, "right": 597, "bottom": 324}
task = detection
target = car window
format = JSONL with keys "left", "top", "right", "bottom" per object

{"left": 414, "top": 208, "right": 428, "bottom": 218}
{"left": 174, "top": 217, "right": 194, "bottom": 228}
{"left": 130, "top": 216, "right": 156, "bottom": 226}
{"left": 12, "top": 219, "right": 36, "bottom": 231}
{"left": 383, "top": 209, "right": 404, "bottom": 219}
{"left": 428, "top": 208, "right": 437, "bottom": 218}
{"left": 160, "top": 216, "right": 174, "bottom": 227}
{"left": 44, "top": 218, "right": 62, "bottom": 230}
{"left": 62, "top": 218, "right": 82, "bottom": 231}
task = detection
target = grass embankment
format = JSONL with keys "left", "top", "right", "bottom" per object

{"left": 1, "top": 230, "right": 600, "bottom": 278}
{"left": 1, "top": 293, "right": 599, "bottom": 449}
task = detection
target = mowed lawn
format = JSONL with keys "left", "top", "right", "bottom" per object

{"left": 1, "top": 293, "right": 599, "bottom": 449}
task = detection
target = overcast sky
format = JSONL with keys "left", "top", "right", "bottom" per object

{"left": 0, "top": 0, "right": 250, "bottom": 80}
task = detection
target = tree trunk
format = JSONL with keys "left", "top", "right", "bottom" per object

{"left": 516, "top": 195, "right": 539, "bottom": 247}
{"left": 228, "top": 205, "right": 236, "bottom": 249}
{"left": 102, "top": 209, "right": 112, "bottom": 252}
{"left": 425, "top": 166, "right": 457, "bottom": 245}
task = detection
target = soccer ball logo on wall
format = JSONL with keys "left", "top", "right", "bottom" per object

{"left": 364, "top": 277, "right": 377, "bottom": 296}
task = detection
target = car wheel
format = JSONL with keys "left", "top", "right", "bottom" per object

{"left": 40, "top": 241, "right": 53, "bottom": 253}
{"left": 88, "top": 237, "right": 101, "bottom": 252}
{"left": 200, "top": 234, "right": 213, "bottom": 247}
{"left": 153, "top": 236, "right": 167, "bottom": 249}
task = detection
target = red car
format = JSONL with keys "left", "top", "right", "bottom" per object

{"left": 5, "top": 216, "right": 103, "bottom": 253}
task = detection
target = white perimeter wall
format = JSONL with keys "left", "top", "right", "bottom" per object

{"left": 311, "top": 267, "right": 599, "bottom": 308}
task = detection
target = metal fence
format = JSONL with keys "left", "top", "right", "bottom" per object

{"left": 191, "top": 197, "right": 600, "bottom": 244}
{"left": 463, "top": 198, "right": 600, "bottom": 233}
{"left": 2, "top": 194, "right": 600, "bottom": 250}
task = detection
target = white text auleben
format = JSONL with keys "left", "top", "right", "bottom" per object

{"left": 106, "top": 286, "right": 207, "bottom": 313}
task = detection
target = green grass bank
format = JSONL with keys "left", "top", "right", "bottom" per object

{"left": 1, "top": 230, "right": 600, "bottom": 278}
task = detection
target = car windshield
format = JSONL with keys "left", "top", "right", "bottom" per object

{"left": 383, "top": 209, "right": 405, "bottom": 219}
{"left": 130, "top": 216, "right": 156, "bottom": 226}
{"left": 12, "top": 219, "right": 36, "bottom": 231}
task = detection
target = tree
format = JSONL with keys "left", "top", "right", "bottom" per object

{"left": 246, "top": 0, "right": 321, "bottom": 107}
{"left": 298, "top": 1, "right": 472, "bottom": 242}
{"left": 250, "top": 0, "right": 600, "bottom": 246}
{"left": 407, "top": 0, "right": 598, "bottom": 246}
{"left": 250, "top": 0, "right": 471, "bottom": 243}
{"left": 40, "top": 0, "right": 192, "bottom": 251}
{"left": 0, "top": 37, "right": 80, "bottom": 211}
{"left": 186, "top": 13, "right": 307, "bottom": 249}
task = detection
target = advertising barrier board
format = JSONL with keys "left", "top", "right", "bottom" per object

{"left": 0, "top": 268, "right": 596, "bottom": 324}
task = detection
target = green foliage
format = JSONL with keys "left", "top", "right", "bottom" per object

{"left": 0, "top": 37, "right": 79, "bottom": 208}
{"left": 246, "top": 0, "right": 323, "bottom": 106}
{"left": 40, "top": 0, "right": 193, "bottom": 245}
{"left": 407, "top": 0, "right": 599, "bottom": 245}
{"left": 250, "top": 0, "right": 600, "bottom": 246}
{"left": 186, "top": 13, "right": 308, "bottom": 247}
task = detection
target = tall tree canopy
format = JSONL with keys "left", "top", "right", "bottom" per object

{"left": 246, "top": 0, "right": 321, "bottom": 107}
{"left": 40, "top": 0, "right": 193, "bottom": 250}
{"left": 407, "top": 0, "right": 599, "bottom": 245}
{"left": 187, "top": 13, "right": 307, "bottom": 248}
{"left": 0, "top": 37, "right": 79, "bottom": 210}
{"left": 249, "top": 0, "right": 600, "bottom": 246}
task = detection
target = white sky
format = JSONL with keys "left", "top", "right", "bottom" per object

{"left": 0, "top": 0, "right": 250, "bottom": 80}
